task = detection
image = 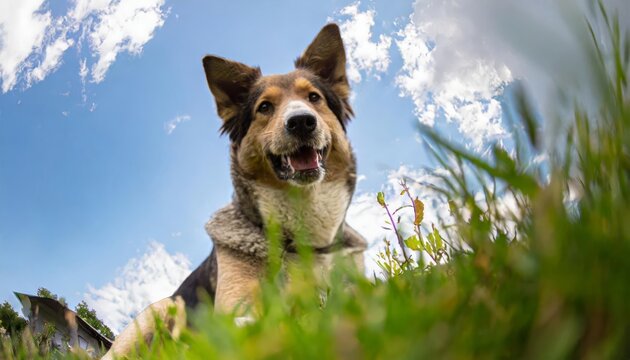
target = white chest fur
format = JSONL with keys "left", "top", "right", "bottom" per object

{"left": 253, "top": 181, "right": 350, "bottom": 248}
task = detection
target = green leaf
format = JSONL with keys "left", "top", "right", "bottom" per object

{"left": 377, "top": 191, "right": 385, "bottom": 207}
{"left": 427, "top": 232, "right": 436, "bottom": 249}
{"left": 432, "top": 224, "right": 443, "bottom": 250}
{"left": 424, "top": 240, "right": 434, "bottom": 256}
{"left": 404, "top": 235, "right": 422, "bottom": 251}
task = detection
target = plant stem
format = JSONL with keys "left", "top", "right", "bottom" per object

{"left": 383, "top": 200, "right": 410, "bottom": 264}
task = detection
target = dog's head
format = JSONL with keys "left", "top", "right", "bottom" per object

{"left": 203, "top": 24, "right": 353, "bottom": 187}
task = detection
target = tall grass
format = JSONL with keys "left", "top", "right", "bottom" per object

{"left": 2, "top": 2, "right": 629, "bottom": 359}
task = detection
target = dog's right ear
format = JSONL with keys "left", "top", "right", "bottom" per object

{"left": 202, "top": 55, "right": 261, "bottom": 122}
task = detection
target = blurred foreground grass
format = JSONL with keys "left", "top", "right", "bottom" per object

{"left": 3, "top": 2, "right": 630, "bottom": 359}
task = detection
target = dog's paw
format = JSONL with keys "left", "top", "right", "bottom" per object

{"left": 234, "top": 315, "right": 255, "bottom": 327}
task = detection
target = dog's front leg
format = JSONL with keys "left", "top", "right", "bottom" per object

{"left": 101, "top": 296, "right": 186, "bottom": 359}
{"left": 214, "top": 245, "right": 264, "bottom": 316}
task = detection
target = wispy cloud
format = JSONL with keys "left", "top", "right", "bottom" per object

{"left": 84, "top": 241, "right": 191, "bottom": 334}
{"left": 164, "top": 114, "right": 191, "bottom": 135}
{"left": 84, "top": 0, "right": 169, "bottom": 83}
{"left": 0, "top": 0, "right": 169, "bottom": 93}
{"left": 334, "top": 2, "right": 392, "bottom": 84}
{"left": 27, "top": 33, "right": 75, "bottom": 87}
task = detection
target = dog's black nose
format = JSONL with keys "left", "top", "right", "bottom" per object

{"left": 286, "top": 114, "right": 317, "bottom": 137}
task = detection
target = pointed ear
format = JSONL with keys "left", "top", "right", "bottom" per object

{"left": 295, "top": 24, "right": 350, "bottom": 101}
{"left": 202, "top": 55, "right": 261, "bottom": 121}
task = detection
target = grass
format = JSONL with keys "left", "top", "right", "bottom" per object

{"left": 2, "top": 2, "right": 630, "bottom": 359}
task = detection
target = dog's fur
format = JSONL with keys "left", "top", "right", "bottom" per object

{"left": 103, "top": 24, "right": 366, "bottom": 359}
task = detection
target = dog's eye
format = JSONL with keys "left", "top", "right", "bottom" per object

{"left": 308, "top": 92, "right": 321, "bottom": 103}
{"left": 257, "top": 101, "right": 273, "bottom": 114}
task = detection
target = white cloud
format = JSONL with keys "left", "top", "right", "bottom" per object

{"left": 86, "top": 0, "right": 168, "bottom": 83}
{"left": 335, "top": 2, "right": 392, "bottom": 83}
{"left": 79, "top": 57, "right": 89, "bottom": 103}
{"left": 395, "top": 0, "right": 629, "bottom": 150}
{"left": 69, "top": 0, "right": 114, "bottom": 23}
{"left": 0, "top": 0, "right": 168, "bottom": 93}
{"left": 165, "top": 114, "right": 191, "bottom": 135}
{"left": 0, "top": 0, "right": 51, "bottom": 92}
{"left": 84, "top": 241, "right": 191, "bottom": 334}
{"left": 348, "top": 165, "right": 452, "bottom": 277}
{"left": 28, "top": 34, "right": 75, "bottom": 86}
{"left": 395, "top": 6, "right": 512, "bottom": 151}
{"left": 79, "top": 58, "right": 88, "bottom": 82}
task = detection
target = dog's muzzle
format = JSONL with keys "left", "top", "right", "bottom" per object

{"left": 267, "top": 101, "right": 329, "bottom": 185}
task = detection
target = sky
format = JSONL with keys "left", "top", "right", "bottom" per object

{"left": 1, "top": 0, "right": 628, "bottom": 334}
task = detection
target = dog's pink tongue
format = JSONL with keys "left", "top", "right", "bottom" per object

{"left": 289, "top": 148, "right": 319, "bottom": 171}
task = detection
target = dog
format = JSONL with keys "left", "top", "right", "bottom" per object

{"left": 103, "top": 23, "right": 366, "bottom": 359}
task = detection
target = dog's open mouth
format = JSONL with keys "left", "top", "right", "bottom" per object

{"left": 268, "top": 146, "right": 328, "bottom": 184}
{"left": 288, "top": 146, "right": 321, "bottom": 171}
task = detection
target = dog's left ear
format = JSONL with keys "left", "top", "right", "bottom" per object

{"left": 295, "top": 24, "right": 351, "bottom": 109}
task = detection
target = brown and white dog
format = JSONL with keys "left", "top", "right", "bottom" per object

{"left": 103, "top": 23, "right": 366, "bottom": 359}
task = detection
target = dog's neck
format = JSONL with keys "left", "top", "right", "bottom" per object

{"left": 230, "top": 150, "right": 355, "bottom": 249}
{"left": 252, "top": 180, "right": 351, "bottom": 248}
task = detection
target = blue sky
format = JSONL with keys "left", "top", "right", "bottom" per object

{"left": 2, "top": 0, "right": 623, "bottom": 332}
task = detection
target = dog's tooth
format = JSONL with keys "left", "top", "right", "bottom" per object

{"left": 285, "top": 155, "right": 295, "bottom": 172}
